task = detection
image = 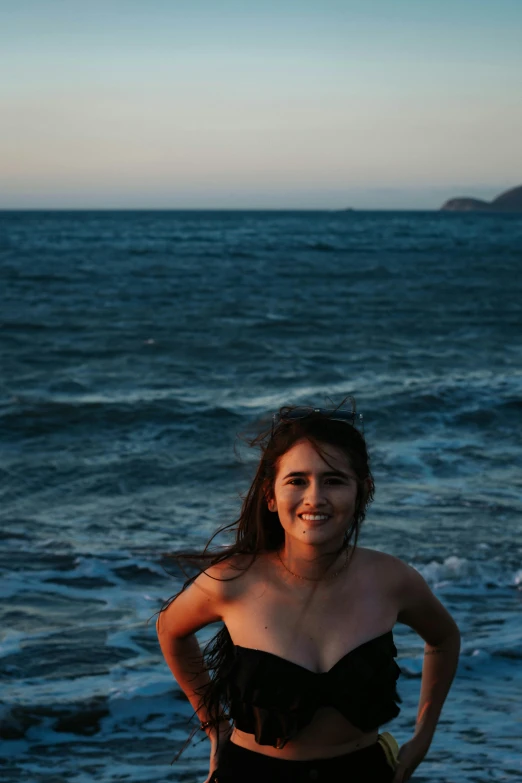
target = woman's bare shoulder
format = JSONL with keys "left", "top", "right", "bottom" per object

{"left": 198, "top": 551, "right": 260, "bottom": 598}
{"left": 355, "top": 546, "right": 436, "bottom": 600}
{"left": 355, "top": 548, "right": 459, "bottom": 641}
{"left": 354, "top": 545, "right": 402, "bottom": 565}
{"left": 353, "top": 546, "right": 409, "bottom": 581}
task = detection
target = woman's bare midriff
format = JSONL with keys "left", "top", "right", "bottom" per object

{"left": 229, "top": 707, "right": 379, "bottom": 761}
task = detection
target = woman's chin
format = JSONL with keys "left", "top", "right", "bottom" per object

{"left": 292, "top": 524, "right": 344, "bottom": 546}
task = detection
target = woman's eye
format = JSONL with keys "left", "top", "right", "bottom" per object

{"left": 287, "top": 478, "right": 347, "bottom": 486}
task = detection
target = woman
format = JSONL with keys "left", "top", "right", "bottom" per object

{"left": 157, "top": 404, "right": 460, "bottom": 783}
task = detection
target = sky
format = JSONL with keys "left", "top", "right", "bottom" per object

{"left": 1, "top": 0, "right": 521, "bottom": 209}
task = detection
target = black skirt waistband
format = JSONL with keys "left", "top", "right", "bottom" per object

{"left": 211, "top": 737, "right": 394, "bottom": 783}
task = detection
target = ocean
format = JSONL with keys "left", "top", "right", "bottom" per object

{"left": 1, "top": 209, "right": 521, "bottom": 782}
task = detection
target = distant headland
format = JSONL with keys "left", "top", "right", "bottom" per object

{"left": 440, "top": 184, "right": 522, "bottom": 212}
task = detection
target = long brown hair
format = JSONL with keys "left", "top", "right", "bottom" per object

{"left": 160, "top": 400, "right": 375, "bottom": 757}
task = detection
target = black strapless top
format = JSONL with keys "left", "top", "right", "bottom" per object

{"left": 226, "top": 630, "right": 401, "bottom": 748}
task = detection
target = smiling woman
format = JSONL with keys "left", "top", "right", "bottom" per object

{"left": 156, "top": 401, "right": 461, "bottom": 783}
{"left": 267, "top": 439, "right": 363, "bottom": 569}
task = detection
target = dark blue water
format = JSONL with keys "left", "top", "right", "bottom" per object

{"left": 1, "top": 210, "right": 522, "bottom": 782}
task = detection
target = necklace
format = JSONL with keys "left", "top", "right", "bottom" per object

{"left": 276, "top": 547, "right": 349, "bottom": 582}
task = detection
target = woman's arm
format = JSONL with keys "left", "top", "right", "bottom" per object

{"left": 156, "top": 567, "right": 233, "bottom": 768}
{"left": 392, "top": 559, "right": 461, "bottom": 782}
{"left": 396, "top": 561, "right": 461, "bottom": 743}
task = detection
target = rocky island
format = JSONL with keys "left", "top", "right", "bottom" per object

{"left": 440, "top": 184, "right": 522, "bottom": 212}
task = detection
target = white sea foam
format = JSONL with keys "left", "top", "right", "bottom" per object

{"left": 416, "top": 555, "right": 471, "bottom": 584}
{"left": 409, "top": 554, "right": 522, "bottom": 592}
{"left": 512, "top": 568, "right": 522, "bottom": 586}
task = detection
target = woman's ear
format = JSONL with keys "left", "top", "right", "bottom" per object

{"left": 264, "top": 481, "right": 277, "bottom": 513}
{"left": 364, "top": 476, "right": 374, "bottom": 499}
{"left": 357, "top": 476, "right": 373, "bottom": 509}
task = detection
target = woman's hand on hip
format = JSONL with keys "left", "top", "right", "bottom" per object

{"left": 203, "top": 725, "right": 232, "bottom": 783}
{"left": 392, "top": 734, "right": 431, "bottom": 783}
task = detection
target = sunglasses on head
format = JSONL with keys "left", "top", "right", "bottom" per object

{"left": 271, "top": 407, "right": 364, "bottom": 436}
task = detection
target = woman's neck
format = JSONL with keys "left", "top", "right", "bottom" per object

{"left": 277, "top": 538, "right": 349, "bottom": 582}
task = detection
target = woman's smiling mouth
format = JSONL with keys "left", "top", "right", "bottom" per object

{"left": 298, "top": 513, "right": 330, "bottom": 521}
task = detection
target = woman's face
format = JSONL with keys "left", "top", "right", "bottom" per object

{"left": 268, "top": 438, "right": 360, "bottom": 548}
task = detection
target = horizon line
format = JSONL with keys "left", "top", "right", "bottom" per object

{"left": 0, "top": 206, "right": 452, "bottom": 213}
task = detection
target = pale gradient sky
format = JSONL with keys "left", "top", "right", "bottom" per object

{"left": 1, "top": 0, "right": 521, "bottom": 209}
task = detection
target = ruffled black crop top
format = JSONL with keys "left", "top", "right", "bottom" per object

{"left": 226, "top": 630, "right": 401, "bottom": 748}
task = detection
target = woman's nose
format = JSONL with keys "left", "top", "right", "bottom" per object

{"left": 303, "top": 480, "right": 327, "bottom": 506}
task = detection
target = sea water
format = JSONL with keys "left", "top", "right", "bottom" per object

{"left": 1, "top": 210, "right": 521, "bottom": 782}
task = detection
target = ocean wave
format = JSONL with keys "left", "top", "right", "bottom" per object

{"left": 0, "top": 395, "right": 245, "bottom": 438}
{"left": 413, "top": 555, "right": 522, "bottom": 592}
{"left": 0, "top": 699, "right": 110, "bottom": 740}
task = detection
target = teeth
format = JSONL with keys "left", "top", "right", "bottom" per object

{"left": 300, "top": 514, "right": 329, "bottom": 521}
